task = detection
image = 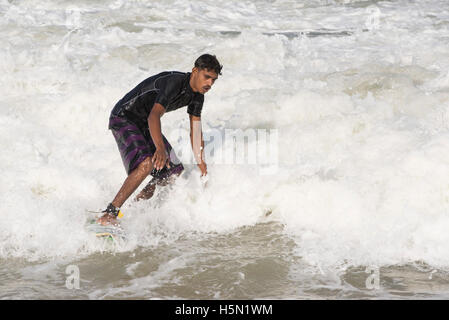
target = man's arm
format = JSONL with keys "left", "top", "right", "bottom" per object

{"left": 149, "top": 103, "right": 169, "bottom": 170}
{"left": 189, "top": 114, "right": 207, "bottom": 176}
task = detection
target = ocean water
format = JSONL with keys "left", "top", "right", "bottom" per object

{"left": 1, "top": 0, "right": 449, "bottom": 299}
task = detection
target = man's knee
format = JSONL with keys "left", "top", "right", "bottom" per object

{"left": 136, "top": 157, "right": 153, "bottom": 176}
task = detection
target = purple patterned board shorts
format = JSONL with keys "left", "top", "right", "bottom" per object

{"left": 109, "top": 115, "right": 184, "bottom": 180}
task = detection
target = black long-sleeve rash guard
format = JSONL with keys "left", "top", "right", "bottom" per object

{"left": 110, "top": 71, "right": 204, "bottom": 129}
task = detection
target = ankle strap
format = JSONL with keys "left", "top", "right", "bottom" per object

{"left": 104, "top": 203, "right": 123, "bottom": 218}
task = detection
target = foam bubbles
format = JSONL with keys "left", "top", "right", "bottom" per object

{"left": 1, "top": 0, "right": 449, "bottom": 275}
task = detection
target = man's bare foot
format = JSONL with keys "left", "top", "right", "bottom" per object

{"left": 96, "top": 213, "right": 119, "bottom": 226}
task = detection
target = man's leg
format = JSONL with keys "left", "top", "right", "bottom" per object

{"left": 135, "top": 177, "right": 158, "bottom": 201}
{"left": 111, "top": 156, "right": 154, "bottom": 208}
{"left": 97, "top": 156, "right": 154, "bottom": 225}
{"left": 135, "top": 171, "right": 180, "bottom": 201}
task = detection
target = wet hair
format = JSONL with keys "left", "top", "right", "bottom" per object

{"left": 194, "top": 54, "right": 222, "bottom": 75}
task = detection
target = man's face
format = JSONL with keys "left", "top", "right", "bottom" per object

{"left": 191, "top": 67, "right": 218, "bottom": 94}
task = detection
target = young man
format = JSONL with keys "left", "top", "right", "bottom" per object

{"left": 97, "top": 54, "right": 222, "bottom": 225}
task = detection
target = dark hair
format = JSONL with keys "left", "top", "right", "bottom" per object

{"left": 194, "top": 54, "right": 222, "bottom": 75}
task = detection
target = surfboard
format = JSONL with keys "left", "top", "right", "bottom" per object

{"left": 86, "top": 219, "right": 127, "bottom": 242}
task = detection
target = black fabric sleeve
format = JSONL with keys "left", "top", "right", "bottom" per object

{"left": 154, "top": 74, "right": 183, "bottom": 109}
{"left": 187, "top": 95, "right": 204, "bottom": 117}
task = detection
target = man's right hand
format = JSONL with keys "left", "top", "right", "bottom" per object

{"left": 152, "top": 147, "right": 171, "bottom": 171}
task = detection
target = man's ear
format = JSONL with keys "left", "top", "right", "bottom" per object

{"left": 192, "top": 67, "right": 198, "bottom": 74}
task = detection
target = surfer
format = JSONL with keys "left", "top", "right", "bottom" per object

{"left": 96, "top": 54, "right": 222, "bottom": 225}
